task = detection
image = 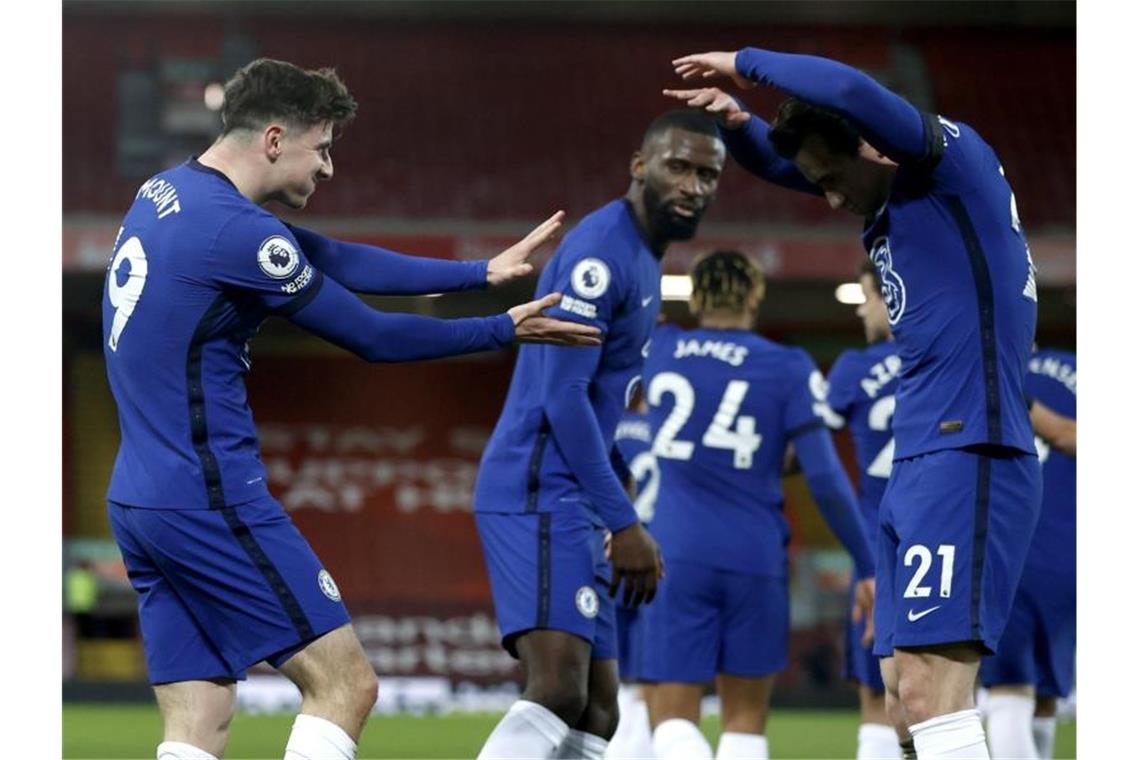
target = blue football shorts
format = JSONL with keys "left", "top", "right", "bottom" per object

{"left": 980, "top": 557, "right": 1076, "bottom": 697}
{"left": 109, "top": 495, "right": 351, "bottom": 684}
{"left": 475, "top": 509, "right": 616, "bottom": 659}
{"left": 873, "top": 445, "right": 1042, "bottom": 657}
{"left": 639, "top": 559, "right": 788, "bottom": 683}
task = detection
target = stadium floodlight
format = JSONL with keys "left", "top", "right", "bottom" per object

{"left": 203, "top": 83, "right": 225, "bottom": 111}
{"left": 834, "top": 282, "right": 865, "bottom": 305}
{"left": 661, "top": 275, "right": 692, "bottom": 301}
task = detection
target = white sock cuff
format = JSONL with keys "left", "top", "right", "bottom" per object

{"left": 511, "top": 699, "right": 572, "bottom": 748}
{"left": 908, "top": 708, "right": 983, "bottom": 735}
{"left": 1032, "top": 716, "right": 1057, "bottom": 730}
{"left": 716, "top": 731, "right": 768, "bottom": 759}
{"left": 909, "top": 709, "right": 987, "bottom": 757}
{"left": 857, "top": 723, "right": 904, "bottom": 760}
{"left": 654, "top": 718, "right": 713, "bottom": 760}
{"left": 565, "top": 729, "right": 609, "bottom": 759}
{"left": 156, "top": 741, "right": 218, "bottom": 760}
{"left": 986, "top": 693, "right": 1035, "bottom": 712}
{"left": 285, "top": 713, "right": 358, "bottom": 760}
{"left": 858, "top": 722, "right": 900, "bottom": 741}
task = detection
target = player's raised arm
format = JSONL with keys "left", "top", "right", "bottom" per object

{"left": 662, "top": 86, "right": 821, "bottom": 195}
{"left": 286, "top": 211, "right": 566, "bottom": 295}
{"left": 286, "top": 280, "right": 600, "bottom": 362}
{"left": 672, "top": 48, "right": 932, "bottom": 165}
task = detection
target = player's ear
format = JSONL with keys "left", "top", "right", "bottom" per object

{"left": 630, "top": 151, "right": 647, "bottom": 183}
{"left": 264, "top": 124, "right": 285, "bottom": 162}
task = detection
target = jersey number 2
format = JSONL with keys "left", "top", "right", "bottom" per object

{"left": 866, "top": 395, "right": 897, "bottom": 478}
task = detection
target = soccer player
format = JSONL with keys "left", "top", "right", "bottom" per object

{"left": 665, "top": 48, "right": 1042, "bottom": 760}
{"left": 472, "top": 110, "right": 726, "bottom": 760}
{"left": 824, "top": 261, "right": 903, "bottom": 760}
{"left": 606, "top": 396, "right": 658, "bottom": 760}
{"left": 103, "top": 59, "right": 601, "bottom": 760}
{"left": 638, "top": 250, "right": 875, "bottom": 760}
{"left": 980, "top": 348, "right": 1076, "bottom": 760}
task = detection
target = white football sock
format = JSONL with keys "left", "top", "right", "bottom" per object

{"left": 605, "top": 686, "right": 654, "bottom": 759}
{"left": 857, "top": 723, "right": 904, "bottom": 759}
{"left": 1031, "top": 717, "right": 1056, "bottom": 760}
{"left": 984, "top": 694, "right": 1037, "bottom": 759}
{"left": 478, "top": 699, "right": 571, "bottom": 759}
{"left": 715, "top": 731, "right": 768, "bottom": 759}
{"left": 909, "top": 709, "right": 989, "bottom": 759}
{"left": 651, "top": 718, "right": 712, "bottom": 760}
{"left": 283, "top": 713, "right": 357, "bottom": 760}
{"left": 557, "top": 729, "right": 609, "bottom": 759}
{"left": 156, "top": 742, "right": 217, "bottom": 760}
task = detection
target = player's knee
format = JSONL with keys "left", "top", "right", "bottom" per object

{"left": 348, "top": 667, "right": 379, "bottom": 716}
{"left": 896, "top": 673, "right": 936, "bottom": 724}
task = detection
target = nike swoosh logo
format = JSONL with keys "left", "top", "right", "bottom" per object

{"left": 641, "top": 295, "right": 654, "bottom": 307}
{"left": 907, "top": 605, "right": 942, "bottom": 622}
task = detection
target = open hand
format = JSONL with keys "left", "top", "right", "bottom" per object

{"left": 508, "top": 292, "right": 602, "bottom": 346}
{"left": 672, "top": 50, "right": 756, "bottom": 90}
{"left": 662, "top": 86, "right": 751, "bottom": 130}
{"left": 486, "top": 211, "right": 566, "bottom": 286}
{"left": 852, "top": 577, "right": 876, "bottom": 647}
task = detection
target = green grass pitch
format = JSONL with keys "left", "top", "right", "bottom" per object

{"left": 63, "top": 705, "right": 1076, "bottom": 759}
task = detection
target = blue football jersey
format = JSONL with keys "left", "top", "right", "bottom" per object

{"left": 863, "top": 117, "right": 1038, "bottom": 460}
{"left": 473, "top": 199, "right": 662, "bottom": 530}
{"left": 1025, "top": 349, "right": 1076, "bottom": 574}
{"left": 825, "top": 341, "right": 901, "bottom": 533}
{"left": 613, "top": 411, "right": 658, "bottom": 524}
{"left": 103, "top": 160, "right": 323, "bottom": 509}
{"left": 643, "top": 324, "right": 828, "bottom": 576}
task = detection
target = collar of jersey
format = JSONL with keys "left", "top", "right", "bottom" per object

{"left": 187, "top": 156, "right": 241, "bottom": 192}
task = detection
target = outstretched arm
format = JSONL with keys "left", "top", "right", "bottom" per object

{"left": 288, "top": 224, "right": 488, "bottom": 295}
{"left": 673, "top": 49, "right": 935, "bottom": 165}
{"left": 286, "top": 275, "right": 600, "bottom": 362}
{"left": 287, "top": 211, "right": 565, "bottom": 295}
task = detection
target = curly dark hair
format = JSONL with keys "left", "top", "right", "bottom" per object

{"left": 768, "top": 97, "right": 861, "bottom": 159}
{"left": 220, "top": 58, "right": 357, "bottom": 136}
{"left": 690, "top": 249, "right": 764, "bottom": 315}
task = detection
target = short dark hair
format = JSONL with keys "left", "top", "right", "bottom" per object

{"left": 690, "top": 249, "right": 764, "bottom": 315}
{"left": 768, "top": 98, "right": 861, "bottom": 159}
{"left": 220, "top": 58, "right": 358, "bottom": 136}
{"left": 641, "top": 109, "right": 720, "bottom": 150}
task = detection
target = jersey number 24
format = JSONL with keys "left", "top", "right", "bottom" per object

{"left": 647, "top": 371, "right": 762, "bottom": 469}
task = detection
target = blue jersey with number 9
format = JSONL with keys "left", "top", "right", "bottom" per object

{"left": 643, "top": 323, "right": 828, "bottom": 576}
{"left": 102, "top": 160, "right": 322, "bottom": 510}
